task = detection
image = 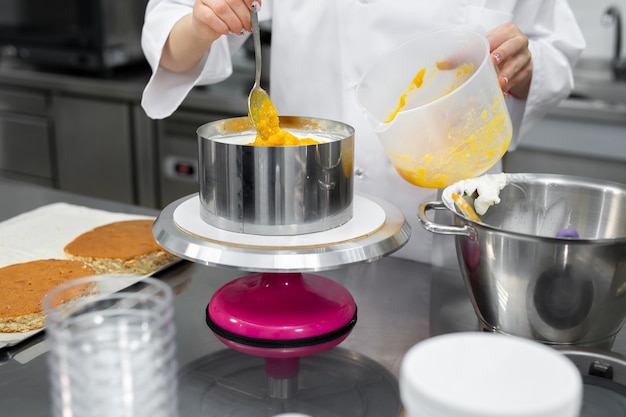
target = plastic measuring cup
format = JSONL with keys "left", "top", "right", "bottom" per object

{"left": 356, "top": 27, "right": 513, "bottom": 188}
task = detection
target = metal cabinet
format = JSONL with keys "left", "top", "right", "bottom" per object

{"left": 0, "top": 86, "right": 54, "bottom": 186}
{"left": 156, "top": 109, "right": 235, "bottom": 208}
{"left": 52, "top": 95, "right": 135, "bottom": 203}
{"left": 0, "top": 64, "right": 250, "bottom": 208}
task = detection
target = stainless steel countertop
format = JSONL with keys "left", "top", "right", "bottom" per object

{"left": 0, "top": 178, "right": 432, "bottom": 417}
{"left": 3, "top": 178, "right": 626, "bottom": 416}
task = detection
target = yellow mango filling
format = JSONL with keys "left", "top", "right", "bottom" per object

{"left": 249, "top": 96, "right": 318, "bottom": 146}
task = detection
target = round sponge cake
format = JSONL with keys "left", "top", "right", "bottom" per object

{"left": 63, "top": 219, "right": 179, "bottom": 275}
{"left": 0, "top": 259, "right": 96, "bottom": 333}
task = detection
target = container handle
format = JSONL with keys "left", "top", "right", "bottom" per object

{"left": 417, "top": 201, "right": 476, "bottom": 238}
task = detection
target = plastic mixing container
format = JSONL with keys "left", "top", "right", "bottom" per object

{"left": 356, "top": 27, "right": 512, "bottom": 188}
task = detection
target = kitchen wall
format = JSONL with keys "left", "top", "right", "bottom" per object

{"left": 569, "top": 0, "right": 626, "bottom": 60}
{"left": 502, "top": 1, "right": 626, "bottom": 184}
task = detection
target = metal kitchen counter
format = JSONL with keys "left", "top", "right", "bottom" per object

{"left": 0, "top": 53, "right": 253, "bottom": 115}
{"left": 0, "top": 178, "right": 432, "bottom": 417}
{"left": 3, "top": 177, "right": 626, "bottom": 416}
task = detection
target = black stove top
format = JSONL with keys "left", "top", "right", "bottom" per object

{"left": 560, "top": 349, "right": 626, "bottom": 416}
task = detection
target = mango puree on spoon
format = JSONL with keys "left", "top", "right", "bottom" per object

{"left": 249, "top": 95, "right": 319, "bottom": 146}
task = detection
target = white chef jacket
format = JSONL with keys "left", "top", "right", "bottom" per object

{"left": 141, "top": 0, "right": 585, "bottom": 264}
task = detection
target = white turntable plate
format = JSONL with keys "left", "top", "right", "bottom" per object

{"left": 174, "top": 195, "right": 385, "bottom": 249}
{"left": 154, "top": 194, "right": 410, "bottom": 272}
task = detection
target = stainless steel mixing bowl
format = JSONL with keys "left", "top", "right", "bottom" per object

{"left": 198, "top": 116, "right": 354, "bottom": 235}
{"left": 418, "top": 173, "right": 626, "bottom": 348}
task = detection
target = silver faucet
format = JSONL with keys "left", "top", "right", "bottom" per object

{"left": 602, "top": 5, "right": 626, "bottom": 80}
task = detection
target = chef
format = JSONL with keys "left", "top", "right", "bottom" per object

{"left": 141, "top": 0, "right": 585, "bottom": 263}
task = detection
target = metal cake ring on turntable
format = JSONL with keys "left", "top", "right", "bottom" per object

{"left": 153, "top": 193, "right": 410, "bottom": 272}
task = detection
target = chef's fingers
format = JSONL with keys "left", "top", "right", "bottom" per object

{"left": 494, "top": 46, "right": 532, "bottom": 99}
{"left": 487, "top": 23, "right": 532, "bottom": 99}
{"left": 503, "top": 59, "right": 533, "bottom": 99}
{"left": 487, "top": 23, "right": 529, "bottom": 62}
{"left": 194, "top": 0, "right": 257, "bottom": 37}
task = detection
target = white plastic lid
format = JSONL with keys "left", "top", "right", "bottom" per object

{"left": 400, "top": 333, "right": 582, "bottom": 417}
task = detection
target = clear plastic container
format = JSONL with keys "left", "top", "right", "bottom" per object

{"left": 356, "top": 27, "right": 512, "bottom": 188}
{"left": 44, "top": 276, "right": 178, "bottom": 417}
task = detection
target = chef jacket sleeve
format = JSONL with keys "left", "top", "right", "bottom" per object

{"left": 504, "top": 0, "right": 585, "bottom": 149}
{"left": 140, "top": 0, "right": 249, "bottom": 119}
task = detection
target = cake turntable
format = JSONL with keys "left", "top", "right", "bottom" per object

{"left": 153, "top": 192, "right": 410, "bottom": 417}
{"left": 153, "top": 116, "right": 410, "bottom": 416}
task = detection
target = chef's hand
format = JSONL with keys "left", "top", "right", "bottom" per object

{"left": 191, "top": 0, "right": 259, "bottom": 40}
{"left": 160, "top": 0, "right": 260, "bottom": 73}
{"left": 487, "top": 23, "right": 532, "bottom": 99}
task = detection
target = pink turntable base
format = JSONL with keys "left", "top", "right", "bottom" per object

{"left": 206, "top": 272, "right": 358, "bottom": 379}
{"left": 153, "top": 193, "right": 410, "bottom": 416}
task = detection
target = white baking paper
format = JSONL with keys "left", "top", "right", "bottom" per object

{"left": 0, "top": 203, "right": 157, "bottom": 355}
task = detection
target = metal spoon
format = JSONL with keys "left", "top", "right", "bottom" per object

{"left": 247, "top": 7, "right": 274, "bottom": 127}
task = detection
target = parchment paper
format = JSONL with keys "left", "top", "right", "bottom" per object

{"left": 0, "top": 203, "right": 161, "bottom": 354}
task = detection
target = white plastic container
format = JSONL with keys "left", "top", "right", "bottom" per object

{"left": 356, "top": 27, "right": 512, "bottom": 188}
{"left": 400, "top": 333, "right": 582, "bottom": 417}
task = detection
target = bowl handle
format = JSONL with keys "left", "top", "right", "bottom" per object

{"left": 417, "top": 201, "right": 476, "bottom": 238}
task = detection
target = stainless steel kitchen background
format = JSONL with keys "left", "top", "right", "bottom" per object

{"left": 503, "top": 0, "right": 626, "bottom": 186}
{"left": 0, "top": 2, "right": 624, "bottom": 210}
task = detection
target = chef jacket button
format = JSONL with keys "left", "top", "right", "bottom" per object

{"left": 355, "top": 168, "right": 365, "bottom": 178}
